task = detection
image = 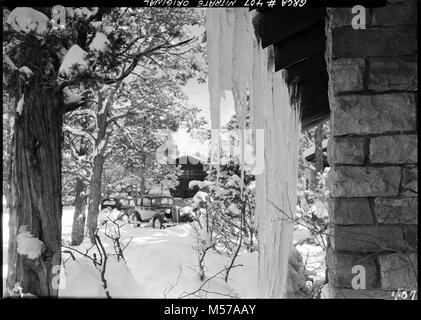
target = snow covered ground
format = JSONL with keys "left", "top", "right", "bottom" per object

{"left": 3, "top": 207, "right": 257, "bottom": 298}
{"left": 2, "top": 206, "right": 324, "bottom": 298}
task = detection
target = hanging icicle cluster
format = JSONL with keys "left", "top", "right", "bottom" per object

{"left": 206, "top": 9, "right": 252, "bottom": 197}
{"left": 206, "top": 9, "right": 301, "bottom": 298}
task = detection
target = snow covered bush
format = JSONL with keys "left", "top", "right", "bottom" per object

{"left": 61, "top": 223, "right": 133, "bottom": 298}
{"left": 187, "top": 162, "right": 258, "bottom": 285}
{"left": 296, "top": 168, "right": 330, "bottom": 249}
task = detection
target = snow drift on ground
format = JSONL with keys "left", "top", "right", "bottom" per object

{"left": 3, "top": 204, "right": 324, "bottom": 298}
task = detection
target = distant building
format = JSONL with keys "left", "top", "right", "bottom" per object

{"left": 303, "top": 139, "right": 329, "bottom": 168}
{"left": 171, "top": 155, "right": 207, "bottom": 199}
{"left": 302, "top": 139, "right": 329, "bottom": 189}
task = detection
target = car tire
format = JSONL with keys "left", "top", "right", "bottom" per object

{"left": 133, "top": 213, "right": 141, "bottom": 228}
{"left": 152, "top": 217, "right": 162, "bottom": 229}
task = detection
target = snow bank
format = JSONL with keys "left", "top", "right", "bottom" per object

{"left": 59, "top": 259, "right": 105, "bottom": 298}
{"left": 60, "top": 249, "right": 141, "bottom": 298}
{"left": 16, "top": 225, "right": 43, "bottom": 259}
{"left": 105, "top": 257, "right": 141, "bottom": 298}
{"left": 7, "top": 7, "right": 49, "bottom": 35}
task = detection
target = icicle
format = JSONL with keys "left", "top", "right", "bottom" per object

{"left": 206, "top": 8, "right": 301, "bottom": 298}
{"left": 206, "top": 9, "right": 222, "bottom": 194}
{"left": 206, "top": 9, "right": 252, "bottom": 196}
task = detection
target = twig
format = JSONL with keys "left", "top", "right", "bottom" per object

{"left": 179, "top": 265, "right": 243, "bottom": 299}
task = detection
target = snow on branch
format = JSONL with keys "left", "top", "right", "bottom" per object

{"left": 63, "top": 124, "right": 96, "bottom": 145}
{"left": 16, "top": 95, "right": 24, "bottom": 116}
{"left": 106, "top": 111, "right": 137, "bottom": 125}
{"left": 59, "top": 45, "right": 89, "bottom": 78}
{"left": 89, "top": 32, "right": 110, "bottom": 53}
{"left": 7, "top": 7, "right": 49, "bottom": 35}
{"left": 19, "top": 66, "right": 33, "bottom": 78}
{"left": 17, "top": 225, "right": 44, "bottom": 260}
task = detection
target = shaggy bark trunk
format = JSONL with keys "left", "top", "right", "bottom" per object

{"left": 140, "top": 177, "right": 146, "bottom": 195}
{"left": 85, "top": 85, "right": 119, "bottom": 243}
{"left": 140, "top": 154, "right": 146, "bottom": 195}
{"left": 70, "top": 178, "right": 87, "bottom": 246}
{"left": 86, "top": 154, "right": 105, "bottom": 243}
{"left": 3, "top": 101, "right": 13, "bottom": 201}
{"left": 6, "top": 86, "right": 63, "bottom": 297}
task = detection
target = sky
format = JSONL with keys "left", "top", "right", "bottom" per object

{"left": 182, "top": 79, "right": 235, "bottom": 129}
{"left": 173, "top": 79, "right": 235, "bottom": 156}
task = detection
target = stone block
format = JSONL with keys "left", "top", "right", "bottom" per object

{"left": 371, "top": 1, "right": 417, "bottom": 26}
{"left": 322, "top": 283, "right": 394, "bottom": 299}
{"left": 328, "top": 137, "right": 365, "bottom": 165}
{"left": 330, "top": 58, "right": 365, "bottom": 92}
{"left": 374, "top": 198, "right": 417, "bottom": 224}
{"left": 331, "top": 94, "right": 416, "bottom": 136}
{"left": 368, "top": 57, "right": 417, "bottom": 91}
{"left": 326, "top": 248, "right": 379, "bottom": 289}
{"left": 329, "top": 166, "right": 401, "bottom": 197}
{"left": 401, "top": 167, "right": 417, "bottom": 194}
{"left": 370, "top": 135, "right": 417, "bottom": 164}
{"left": 331, "top": 226, "right": 407, "bottom": 252}
{"left": 378, "top": 253, "right": 417, "bottom": 290}
{"left": 328, "top": 8, "right": 364, "bottom": 28}
{"left": 403, "top": 225, "right": 417, "bottom": 252}
{"left": 331, "top": 28, "right": 417, "bottom": 58}
{"left": 328, "top": 197, "right": 374, "bottom": 225}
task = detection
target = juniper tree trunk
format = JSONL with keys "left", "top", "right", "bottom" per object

{"left": 86, "top": 154, "right": 105, "bottom": 243}
{"left": 70, "top": 177, "right": 87, "bottom": 246}
{"left": 7, "top": 86, "right": 63, "bottom": 297}
{"left": 85, "top": 87, "right": 113, "bottom": 243}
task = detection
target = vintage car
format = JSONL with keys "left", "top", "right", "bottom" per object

{"left": 131, "top": 195, "right": 180, "bottom": 229}
{"left": 100, "top": 198, "right": 135, "bottom": 220}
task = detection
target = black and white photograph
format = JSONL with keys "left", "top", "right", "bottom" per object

{"left": 1, "top": 0, "right": 418, "bottom": 305}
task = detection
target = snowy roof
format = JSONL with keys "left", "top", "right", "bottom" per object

{"left": 303, "top": 139, "right": 328, "bottom": 160}
{"left": 175, "top": 154, "right": 206, "bottom": 164}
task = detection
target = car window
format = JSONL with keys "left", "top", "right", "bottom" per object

{"left": 120, "top": 199, "right": 130, "bottom": 207}
{"left": 142, "top": 198, "right": 151, "bottom": 206}
{"left": 136, "top": 199, "right": 142, "bottom": 206}
{"left": 102, "top": 200, "right": 116, "bottom": 206}
{"left": 151, "top": 198, "right": 173, "bottom": 206}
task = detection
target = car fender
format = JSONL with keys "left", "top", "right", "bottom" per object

{"left": 153, "top": 213, "right": 165, "bottom": 222}
{"left": 133, "top": 210, "right": 143, "bottom": 222}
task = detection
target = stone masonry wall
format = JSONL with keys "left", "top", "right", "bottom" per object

{"left": 324, "top": 1, "right": 417, "bottom": 299}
